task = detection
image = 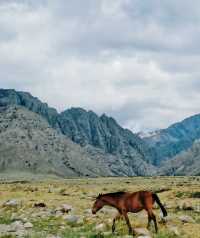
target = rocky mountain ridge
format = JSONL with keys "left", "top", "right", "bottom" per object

{"left": 143, "top": 114, "right": 200, "bottom": 165}
{"left": 1, "top": 88, "right": 200, "bottom": 176}
{"left": 0, "top": 105, "right": 120, "bottom": 177}
{"left": 0, "top": 89, "right": 156, "bottom": 176}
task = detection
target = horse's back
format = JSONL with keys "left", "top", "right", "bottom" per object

{"left": 125, "top": 190, "right": 154, "bottom": 212}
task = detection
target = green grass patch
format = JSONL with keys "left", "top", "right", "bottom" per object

{"left": 0, "top": 214, "right": 13, "bottom": 225}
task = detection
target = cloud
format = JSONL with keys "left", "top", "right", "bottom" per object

{"left": 1, "top": 0, "right": 200, "bottom": 132}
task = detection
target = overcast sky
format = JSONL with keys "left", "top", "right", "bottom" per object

{"left": 1, "top": 0, "right": 200, "bottom": 132}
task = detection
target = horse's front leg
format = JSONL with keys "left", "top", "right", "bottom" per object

{"left": 123, "top": 212, "right": 133, "bottom": 235}
{"left": 147, "top": 214, "right": 151, "bottom": 229}
{"left": 147, "top": 209, "right": 158, "bottom": 233}
{"left": 112, "top": 213, "right": 121, "bottom": 233}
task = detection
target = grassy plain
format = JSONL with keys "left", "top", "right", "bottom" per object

{"left": 0, "top": 176, "right": 199, "bottom": 238}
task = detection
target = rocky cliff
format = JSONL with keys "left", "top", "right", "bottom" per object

{"left": 0, "top": 89, "right": 156, "bottom": 176}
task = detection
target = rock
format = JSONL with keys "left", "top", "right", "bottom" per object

{"left": 8, "top": 221, "right": 24, "bottom": 232}
{"left": 63, "top": 215, "right": 79, "bottom": 224}
{"left": 95, "top": 223, "right": 106, "bottom": 231}
{"left": 3, "top": 199, "right": 21, "bottom": 208}
{"left": 56, "top": 204, "right": 72, "bottom": 213}
{"left": 181, "top": 201, "right": 194, "bottom": 211}
{"left": 24, "top": 222, "right": 33, "bottom": 229}
{"left": 179, "top": 215, "right": 195, "bottom": 223}
{"left": 134, "top": 228, "right": 151, "bottom": 236}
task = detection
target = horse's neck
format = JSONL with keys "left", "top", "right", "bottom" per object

{"left": 102, "top": 196, "right": 118, "bottom": 208}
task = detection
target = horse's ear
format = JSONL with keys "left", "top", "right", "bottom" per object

{"left": 96, "top": 193, "right": 101, "bottom": 199}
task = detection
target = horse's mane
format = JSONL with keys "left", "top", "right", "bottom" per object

{"left": 97, "top": 191, "right": 126, "bottom": 199}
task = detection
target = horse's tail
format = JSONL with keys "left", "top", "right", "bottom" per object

{"left": 153, "top": 193, "right": 167, "bottom": 217}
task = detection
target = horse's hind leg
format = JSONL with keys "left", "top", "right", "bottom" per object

{"left": 112, "top": 213, "right": 122, "bottom": 233}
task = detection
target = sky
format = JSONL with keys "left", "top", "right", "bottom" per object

{"left": 1, "top": 0, "right": 200, "bottom": 132}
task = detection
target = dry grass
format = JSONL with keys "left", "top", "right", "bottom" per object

{"left": 0, "top": 176, "right": 199, "bottom": 238}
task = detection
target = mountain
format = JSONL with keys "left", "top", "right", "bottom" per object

{"left": 0, "top": 89, "right": 156, "bottom": 176}
{"left": 143, "top": 114, "right": 200, "bottom": 165}
{"left": 58, "top": 108, "right": 156, "bottom": 164}
{"left": 0, "top": 89, "right": 59, "bottom": 128}
{"left": 159, "top": 139, "right": 200, "bottom": 176}
{"left": 0, "top": 105, "right": 121, "bottom": 177}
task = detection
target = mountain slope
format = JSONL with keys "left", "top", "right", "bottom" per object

{"left": 143, "top": 114, "right": 200, "bottom": 165}
{"left": 0, "top": 89, "right": 156, "bottom": 176}
{"left": 159, "top": 139, "right": 200, "bottom": 176}
{"left": 58, "top": 108, "right": 155, "bottom": 164}
{"left": 0, "top": 89, "right": 59, "bottom": 128}
{"left": 0, "top": 105, "right": 121, "bottom": 177}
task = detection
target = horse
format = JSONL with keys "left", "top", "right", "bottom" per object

{"left": 92, "top": 190, "right": 167, "bottom": 235}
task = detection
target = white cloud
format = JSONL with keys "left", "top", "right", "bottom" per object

{"left": 1, "top": 0, "right": 200, "bottom": 132}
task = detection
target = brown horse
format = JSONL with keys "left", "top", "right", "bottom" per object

{"left": 92, "top": 191, "right": 167, "bottom": 235}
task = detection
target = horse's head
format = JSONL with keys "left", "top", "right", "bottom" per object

{"left": 92, "top": 194, "right": 104, "bottom": 214}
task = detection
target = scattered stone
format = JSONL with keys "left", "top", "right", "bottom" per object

{"left": 179, "top": 215, "right": 195, "bottom": 223}
{"left": 63, "top": 214, "right": 79, "bottom": 224}
{"left": 24, "top": 222, "right": 33, "bottom": 229}
{"left": 3, "top": 199, "right": 21, "bottom": 208}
